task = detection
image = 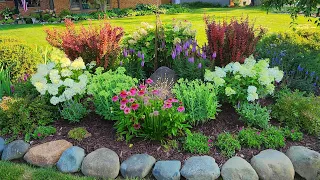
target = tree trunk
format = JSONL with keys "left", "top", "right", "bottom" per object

{"left": 117, "top": 0, "right": 120, "bottom": 8}
{"left": 250, "top": 0, "right": 255, "bottom": 6}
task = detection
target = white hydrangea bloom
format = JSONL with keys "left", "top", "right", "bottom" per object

{"left": 49, "top": 69, "right": 61, "bottom": 84}
{"left": 258, "top": 71, "right": 272, "bottom": 85}
{"left": 139, "top": 28, "right": 147, "bottom": 36}
{"left": 47, "top": 83, "right": 60, "bottom": 96}
{"left": 47, "top": 62, "right": 56, "bottom": 70}
{"left": 247, "top": 86, "right": 257, "bottom": 94}
{"left": 266, "top": 84, "right": 275, "bottom": 95}
{"left": 204, "top": 69, "right": 215, "bottom": 81}
{"left": 50, "top": 96, "right": 60, "bottom": 105}
{"left": 37, "top": 64, "right": 50, "bottom": 76}
{"left": 232, "top": 62, "right": 241, "bottom": 73}
{"left": 34, "top": 82, "right": 48, "bottom": 95}
{"left": 215, "top": 67, "right": 226, "bottom": 78}
{"left": 224, "top": 63, "right": 234, "bottom": 72}
{"left": 62, "top": 89, "right": 75, "bottom": 100}
{"left": 244, "top": 56, "right": 256, "bottom": 68}
{"left": 247, "top": 92, "right": 258, "bottom": 102}
{"left": 268, "top": 67, "right": 284, "bottom": 83}
{"left": 128, "top": 39, "right": 136, "bottom": 45}
{"left": 70, "top": 57, "right": 86, "bottom": 70}
{"left": 225, "top": 87, "right": 236, "bottom": 96}
{"left": 213, "top": 77, "right": 225, "bottom": 87}
{"left": 60, "top": 57, "right": 71, "bottom": 68}
{"left": 61, "top": 69, "right": 73, "bottom": 77}
{"left": 63, "top": 78, "right": 75, "bottom": 87}
{"left": 132, "top": 32, "right": 141, "bottom": 41}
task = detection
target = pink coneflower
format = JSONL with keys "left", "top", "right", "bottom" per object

{"left": 144, "top": 97, "right": 150, "bottom": 105}
{"left": 120, "top": 90, "right": 128, "bottom": 99}
{"left": 172, "top": 98, "right": 179, "bottom": 103}
{"left": 146, "top": 78, "right": 153, "bottom": 84}
{"left": 130, "top": 88, "right": 137, "bottom": 96}
{"left": 177, "top": 106, "right": 185, "bottom": 112}
{"left": 256, "top": 131, "right": 261, "bottom": 135}
{"left": 239, "top": 126, "right": 244, "bottom": 131}
{"left": 129, "top": 98, "right": 135, "bottom": 103}
{"left": 153, "top": 111, "right": 159, "bottom": 116}
{"left": 152, "top": 89, "right": 160, "bottom": 95}
{"left": 120, "top": 99, "right": 128, "bottom": 105}
{"left": 112, "top": 96, "right": 119, "bottom": 102}
{"left": 139, "top": 84, "right": 147, "bottom": 89}
{"left": 124, "top": 107, "right": 131, "bottom": 114}
{"left": 208, "top": 144, "right": 212, "bottom": 147}
{"left": 133, "top": 123, "right": 141, "bottom": 130}
{"left": 120, "top": 104, "right": 126, "bottom": 110}
{"left": 163, "top": 102, "right": 172, "bottom": 109}
{"left": 37, "top": 133, "right": 41, "bottom": 137}
{"left": 131, "top": 103, "right": 139, "bottom": 111}
{"left": 208, "top": 139, "right": 213, "bottom": 143}
{"left": 138, "top": 89, "right": 145, "bottom": 96}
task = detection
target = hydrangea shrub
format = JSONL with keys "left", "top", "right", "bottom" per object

{"left": 204, "top": 56, "right": 284, "bottom": 104}
{"left": 31, "top": 55, "right": 88, "bottom": 105}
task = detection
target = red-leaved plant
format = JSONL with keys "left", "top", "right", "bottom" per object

{"left": 204, "top": 16, "right": 265, "bottom": 66}
{"left": 45, "top": 19, "right": 124, "bottom": 69}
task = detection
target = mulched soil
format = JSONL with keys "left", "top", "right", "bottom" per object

{"left": 31, "top": 103, "right": 320, "bottom": 167}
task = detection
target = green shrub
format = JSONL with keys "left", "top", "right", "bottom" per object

{"left": 59, "top": 9, "right": 72, "bottom": 18}
{"left": 262, "top": 126, "right": 285, "bottom": 149}
{"left": 172, "top": 79, "right": 219, "bottom": 125}
{"left": 32, "top": 126, "right": 56, "bottom": 139}
{"left": 0, "top": 37, "right": 42, "bottom": 81}
{"left": 215, "top": 133, "right": 241, "bottom": 157}
{"left": 282, "top": 127, "right": 303, "bottom": 141}
{"left": 87, "top": 67, "right": 138, "bottom": 120}
{"left": 12, "top": 80, "right": 39, "bottom": 99}
{"left": 43, "top": 14, "right": 51, "bottom": 21}
{"left": 0, "top": 96, "right": 57, "bottom": 141}
{"left": 236, "top": 102, "right": 270, "bottom": 129}
{"left": 68, "top": 127, "right": 90, "bottom": 141}
{"left": 272, "top": 90, "right": 320, "bottom": 135}
{"left": 0, "top": 66, "right": 12, "bottom": 99}
{"left": 238, "top": 128, "right": 264, "bottom": 149}
{"left": 184, "top": 133, "right": 212, "bottom": 154}
{"left": 60, "top": 100, "right": 88, "bottom": 123}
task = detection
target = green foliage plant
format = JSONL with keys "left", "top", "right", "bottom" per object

{"left": 60, "top": 100, "right": 88, "bottom": 123}
{"left": 0, "top": 66, "right": 12, "bottom": 99}
{"left": 236, "top": 102, "right": 270, "bottom": 129}
{"left": 215, "top": 132, "right": 241, "bottom": 157}
{"left": 87, "top": 67, "right": 138, "bottom": 120}
{"left": 272, "top": 89, "right": 320, "bottom": 136}
{"left": 282, "top": 127, "right": 303, "bottom": 141}
{"left": 184, "top": 132, "right": 212, "bottom": 154}
{"left": 32, "top": 126, "right": 56, "bottom": 139}
{"left": 68, "top": 127, "right": 90, "bottom": 141}
{"left": 262, "top": 126, "right": 286, "bottom": 149}
{"left": 172, "top": 79, "right": 219, "bottom": 125}
{"left": 238, "top": 127, "right": 264, "bottom": 149}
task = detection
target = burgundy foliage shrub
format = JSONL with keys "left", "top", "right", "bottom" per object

{"left": 45, "top": 19, "right": 124, "bottom": 68}
{"left": 205, "top": 17, "right": 265, "bottom": 66}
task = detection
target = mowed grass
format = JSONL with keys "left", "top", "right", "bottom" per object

{"left": 0, "top": 6, "right": 319, "bottom": 47}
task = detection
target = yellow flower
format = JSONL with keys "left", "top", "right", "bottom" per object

{"left": 70, "top": 57, "right": 86, "bottom": 70}
{"left": 129, "top": 144, "right": 133, "bottom": 148}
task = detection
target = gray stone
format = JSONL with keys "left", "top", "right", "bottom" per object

{"left": 180, "top": 156, "right": 220, "bottom": 180}
{"left": 120, "top": 154, "right": 156, "bottom": 178}
{"left": 1, "top": 140, "right": 29, "bottom": 161}
{"left": 0, "top": 137, "right": 5, "bottom": 155}
{"left": 286, "top": 146, "right": 320, "bottom": 180}
{"left": 81, "top": 148, "right": 119, "bottom": 179}
{"left": 221, "top": 156, "right": 258, "bottom": 180}
{"left": 149, "top": 66, "right": 177, "bottom": 99}
{"left": 153, "top": 160, "right": 181, "bottom": 180}
{"left": 57, "top": 146, "right": 85, "bottom": 173}
{"left": 251, "top": 149, "right": 294, "bottom": 180}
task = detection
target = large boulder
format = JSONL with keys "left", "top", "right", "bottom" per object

{"left": 180, "top": 156, "right": 220, "bottom": 180}
{"left": 152, "top": 160, "right": 181, "bottom": 180}
{"left": 221, "top": 156, "right": 258, "bottom": 180}
{"left": 251, "top": 149, "right": 294, "bottom": 180}
{"left": 81, "top": 148, "right": 120, "bottom": 179}
{"left": 24, "top": 140, "right": 72, "bottom": 167}
{"left": 57, "top": 146, "right": 85, "bottom": 173}
{"left": 149, "top": 66, "right": 177, "bottom": 99}
{"left": 0, "top": 137, "right": 5, "bottom": 155}
{"left": 286, "top": 146, "right": 320, "bottom": 180}
{"left": 120, "top": 154, "right": 156, "bottom": 178}
{"left": 1, "top": 140, "right": 29, "bottom": 161}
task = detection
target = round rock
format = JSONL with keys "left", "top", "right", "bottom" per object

{"left": 120, "top": 154, "right": 156, "bottom": 178}
{"left": 0, "top": 137, "right": 5, "bottom": 155}
{"left": 81, "top": 148, "right": 120, "bottom": 179}
{"left": 57, "top": 146, "right": 85, "bottom": 173}
{"left": 1, "top": 140, "right": 30, "bottom": 161}
{"left": 286, "top": 146, "right": 320, "bottom": 180}
{"left": 24, "top": 140, "right": 72, "bottom": 167}
{"left": 152, "top": 160, "right": 181, "bottom": 180}
{"left": 221, "top": 156, "right": 258, "bottom": 180}
{"left": 251, "top": 149, "right": 294, "bottom": 180}
{"left": 180, "top": 156, "right": 220, "bottom": 180}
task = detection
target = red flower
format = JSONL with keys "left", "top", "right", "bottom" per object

{"left": 131, "top": 103, "right": 140, "bottom": 111}
{"left": 139, "top": 84, "right": 147, "bottom": 89}
{"left": 112, "top": 96, "right": 119, "bottom": 102}
{"left": 145, "top": 78, "right": 153, "bottom": 84}
{"left": 133, "top": 123, "right": 141, "bottom": 130}
{"left": 120, "top": 90, "right": 128, "bottom": 99}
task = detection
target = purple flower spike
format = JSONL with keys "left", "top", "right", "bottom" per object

{"left": 188, "top": 57, "right": 194, "bottom": 63}
{"left": 185, "top": 50, "right": 189, "bottom": 57}
{"left": 201, "top": 52, "right": 206, "bottom": 59}
{"left": 297, "top": 65, "right": 303, "bottom": 72}
{"left": 141, "top": 53, "right": 145, "bottom": 60}
{"left": 212, "top": 51, "right": 217, "bottom": 59}
{"left": 123, "top": 49, "right": 128, "bottom": 58}
{"left": 172, "top": 50, "right": 177, "bottom": 59}
{"left": 192, "top": 44, "right": 196, "bottom": 53}
{"left": 141, "top": 61, "right": 145, "bottom": 67}
{"left": 137, "top": 51, "right": 142, "bottom": 58}
{"left": 120, "top": 61, "right": 123, "bottom": 66}
{"left": 198, "top": 63, "right": 202, "bottom": 69}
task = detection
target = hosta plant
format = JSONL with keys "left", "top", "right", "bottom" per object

{"left": 205, "top": 56, "right": 284, "bottom": 104}
{"left": 31, "top": 54, "right": 88, "bottom": 105}
{"left": 112, "top": 79, "right": 191, "bottom": 141}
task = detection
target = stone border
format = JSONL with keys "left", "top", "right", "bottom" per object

{"left": 0, "top": 138, "right": 319, "bottom": 180}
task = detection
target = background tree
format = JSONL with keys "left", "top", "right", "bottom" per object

{"left": 262, "top": 0, "right": 320, "bottom": 26}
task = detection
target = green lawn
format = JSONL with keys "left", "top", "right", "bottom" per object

{"left": 0, "top": 7, "right": 319, "bottom": 47}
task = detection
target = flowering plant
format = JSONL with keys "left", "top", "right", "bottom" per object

{"left": 204, "top": 56, "right": 284, "bottom": 104}
{"left": 112, "top": 78, "right": 191, "bottom": 141}
{"left": 31, "top": 54, "right": 88, "bottom": 105}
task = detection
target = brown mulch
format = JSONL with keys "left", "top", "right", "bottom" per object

{"left": 31, "top": 104, "right": 320, "bottom": 167}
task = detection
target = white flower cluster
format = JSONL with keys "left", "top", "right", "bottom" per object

{"left": 205, "top": 56, "right": 284, "bottom": 102}
{"left": 31, "top": 56, "right": 88, "bottom": 105}
{"left": 172, "top": 20, "right": 196, "bottom": 37}
{"left": 127, "top": 22, "right": 154, "bottom": 45}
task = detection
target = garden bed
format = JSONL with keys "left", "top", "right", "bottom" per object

{"left": 30, "top": 103, "right": 320, "bottom": 166}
